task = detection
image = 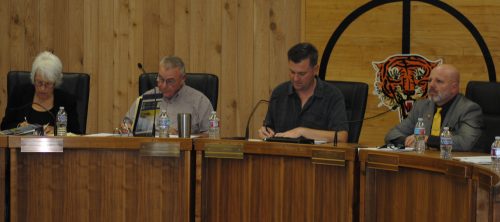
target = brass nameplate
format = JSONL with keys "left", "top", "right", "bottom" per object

{"left": 311, "top": 150, "right": 345, "bottom": 167}
{"left": 445, "top": 163, "right": 468, "bottom": 179}
{"left": 21, "top": 137, "right": 63, "bottom": 153}
{"left": 366, "top": 153, "right": 399, "bottom": 171}
{"left": 204, "top": 144, "right": 243, "bottom": 159}
{"left": 140, "top": 142, "right": 180, "bottom": 157}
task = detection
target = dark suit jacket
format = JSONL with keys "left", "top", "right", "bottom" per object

{"left": 0, "top": 84, "right": 81, "bottom": 134}
{"left": 385, "top": 94, "right": 483, "bottom": 151}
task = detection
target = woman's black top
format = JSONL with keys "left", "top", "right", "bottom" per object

{"left": 0, "top": 84, "right": 81, "bottom": 134}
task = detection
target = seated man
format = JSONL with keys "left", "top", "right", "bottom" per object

{"left": 258, "top": 42, "right": 349, "bottom": 143}
{"left": 124, "top": 56, "right": 213, "bottom": 135}
{"left": 385, "top": 64, "right": 483, "bottom": 151}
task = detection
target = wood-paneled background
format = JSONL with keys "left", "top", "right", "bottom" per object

{"left": 1, "top": 0, "right": 499, "bottom": 146}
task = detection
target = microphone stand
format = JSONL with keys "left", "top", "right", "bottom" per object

{"left": 245, "top": 100, "right": 269, "bottom": 140}
{"left": 225, "top": 99, "right": 269, "bottom": 140}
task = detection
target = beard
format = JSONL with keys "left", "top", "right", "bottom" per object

{"left": 428, "top": 90, "right": 453, "bottom": 105}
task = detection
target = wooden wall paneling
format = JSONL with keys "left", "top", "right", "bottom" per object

{"left": 204, "top": 0, "right": 222, "bottom": 75}
{"left": 68, "top": 0, "right": 84, "bottom": 72}
{"left": 251, "top": 0, "right": 272, "bottom": 139}
{"left": 0, "top": 0, "right": 10, "bottom": 113}
{"left": 412, "top": 2, "right": 496, "bottom": 85}
{"left": 39, "top": 0, "right": 54, "bottom": 52}
{"left": 305, "top": 1, "right": 500, "bottom": 146}
{"left": 305, "top": 1, "right": 406, "bottom": 146}
{"left": 129, "top": 0, "right": 144, "bottom": 98}
{"left": 235, "top": 0, "right": 255, "bottom": 138}
{"left": 9, "top": 0, "right": 26, "bottom": 71}
{"left": 142, "top": 0, "right": 160, "bottom": 72}
{"left": 97, "top": 0, "right": 115, "bottom": 131}
{"left": 284, "top": 0, "right": 302, "bottom": 51}
{"left": 158, "top": 0, "right": 175, "bottom": 59}
{"left": 83, "top": 0, "right": 99, "bottom": 133}
{"left": 269, "top": 0, "right": 288, "bottom": 89}
{"left": 189, "top": 0, "right": 207, "bottom": 72}
{"left": 113, "top": 0, "right": 132, "bottom": 128}
{"left": 0, "top": 137, "right": 6, "bottom": 222}
{"left": 53, "top": 0, "right": 69, "bottom": 67}
{"left": 173, "top": 0, "right": 190, "bottom": 67}
{"left": 220, "top": 0, "right": 239, "bottom": 135}
{"left": 325, "top": 3, "right": 403, "bottom": 147}
{"left": 24, "top": 0, "right": 39, "bottom": 69}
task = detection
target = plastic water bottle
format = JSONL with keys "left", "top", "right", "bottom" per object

{"left": 414, "top": 117, "right": 426, "bottom": 153}
{"left": 56, "top": 106, "right": 67, "bottom": 136}
{"left": 157, "top": 110, "right": 170, "bottom": 138}
{"left": 491, "top": 136, "right": 500, "bottom": 171}
{"left": 440, "top": 127, "right": 453, "bottom": 159}
{"left": 208, "top": 111, "right": 220, "bottom": 139}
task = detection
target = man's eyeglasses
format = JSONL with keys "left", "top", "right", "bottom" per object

{"left": 34, "top": 80, "right": 55, "bottom": 88}
{"left": 156, "top": 77, "right": 176, "bottom": 85}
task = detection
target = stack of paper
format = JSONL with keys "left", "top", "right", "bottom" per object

{"left": 453, "top": 156, "right": 491, "bottom": 164}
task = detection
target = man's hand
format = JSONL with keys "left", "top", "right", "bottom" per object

{"left": 258, "top": 126, "right": 275, "bottom": 138}
{"left": 404, "top": 135, "right": 416, "bottom": 147}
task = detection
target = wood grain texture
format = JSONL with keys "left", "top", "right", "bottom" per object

{"left": 194, "top": 139, "right": 358, "bottom": 222}
{"left": 1, "top": 0, "right": 500, "bottom": 150}
{"left": 359, "top": 149, "right": 500, "bottom": 222}
{"left": 304, "top": 0, "right": 500, "bottom": 147}
{"left": 0, "top": 136, "right": 6, "bottom": 222}
{"left": 0, "top": 0, "right": 300, "bottom": 140}
{"left": 8, "top": 136, "right": 192, "bottom": 222}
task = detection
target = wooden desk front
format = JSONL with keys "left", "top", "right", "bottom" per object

{"left": 359, "top": 149, "right": 500, "bottom": 222}
{"left": 8, "top": 136, "right": 192, "bottom": 222}
{"left": 194, "top": 139, "right": 358, "bottom": 222}
{"left": 0, "top": 136, "right": 7, "bottom": 222}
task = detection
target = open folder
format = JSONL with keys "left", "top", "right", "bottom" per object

{"left": 132, "top": 93, "right": 162, "bottom": 137}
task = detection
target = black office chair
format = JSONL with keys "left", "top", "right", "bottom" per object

{"left": 465, "top": 81, "right": 500, "bottom": 153}
{"left": 139, "top": 72, "right": 219, "bottom": 110}
{"left": 7, "top": 71, "right": 90, "bottom": 134}
{"left": 327, "top": 80, "right": 369, "bottom": 143}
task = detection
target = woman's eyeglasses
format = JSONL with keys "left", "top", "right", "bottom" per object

{"left": 34, "top": 80, "right": 55, "bottom": 88}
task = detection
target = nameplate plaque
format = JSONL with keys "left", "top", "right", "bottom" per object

{"left": 21, "top": 137, "right": 63, "bottom": 153}
{"left": 311, "top": 150, "right": 346, "bottom": 167}
{"left": 140, "top": 142, "right": 180, "bottom": 157}
{"left": 204, "top": 144, "right": 243, "bottom": 159}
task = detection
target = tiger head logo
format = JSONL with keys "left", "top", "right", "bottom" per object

{"left": 373, "top": 54, "right": 442, "bottom": 121}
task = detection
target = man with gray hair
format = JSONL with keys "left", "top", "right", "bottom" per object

{"left": 124, "top": 56, "right": 213, "bottom": 135}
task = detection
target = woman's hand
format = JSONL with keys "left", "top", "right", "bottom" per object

{"left": 44, "top": 124, "right": 54, "bottom": 135}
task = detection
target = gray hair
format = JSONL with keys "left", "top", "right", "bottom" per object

{"left": 159, "top": 56, "right": 186, "bottom": 76}
{"left": 30, "top": 51, "right": 63, "bottom": 87}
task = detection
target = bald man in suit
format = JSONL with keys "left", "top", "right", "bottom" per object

{"left": 385, "top": 64, "right": 483, "bottom": 151}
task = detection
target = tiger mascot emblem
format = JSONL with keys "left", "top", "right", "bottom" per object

{"left": 373, "top": 54, "right": 442, "bottom": 121}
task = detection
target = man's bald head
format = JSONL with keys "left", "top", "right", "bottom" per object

{"left": 428, "top": 64, "right": 461, "bottom": 106}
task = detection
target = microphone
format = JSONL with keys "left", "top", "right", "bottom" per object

{"left": 137, "top": 63, "right": 147, "bottom": 74}
{"left": 137, "top": 62, "right": 159, "bottom": 137}
{"left": 245, "top": 100, "right": 269, "bottom": 140}
{"left": 225, "top": 99, "right": 269, "bottom": 140}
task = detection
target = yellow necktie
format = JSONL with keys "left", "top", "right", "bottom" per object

{"left": 431, "top": 107, "right": 442, "bottom": 136}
